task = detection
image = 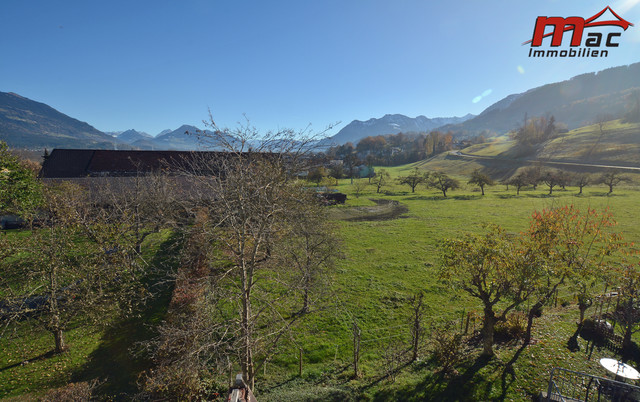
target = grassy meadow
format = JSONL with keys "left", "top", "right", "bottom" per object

{"left": 258, "top": 167, "right": 640, "bottom": 401}
{"left": 3, "top": 161, "right": 640, "bottom": 401}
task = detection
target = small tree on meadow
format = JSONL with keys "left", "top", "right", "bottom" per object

{"left": 573, "top": 173, "right": 590, "bottom": 195}
{"left": 541, "top": 170, "right": 563, "bottom": 195}
{"left": 507, "top": 173, "right": 528, "bottom": 196}
{"left": 397, "top": 167, "right": 427, "bottom": 193}
{"left": 371, "top": 169, "right": 390, "bottom": 194}
{"left": 351, "top": 179, "right": 367, "bottom": 198}
{"left": 522, "top": 166, "right": 541, "bottom": 190}
{"left": 441, "top": 226, "right": 525, "bottom": 356}
{"left": 598, "top": 170, "right": 629, "bottom": 194}
{"left": 467, "top": 169, "right": 494, "bottom": 196}
{"left": 427, "top": 172, "right": 459, "bottom": 198}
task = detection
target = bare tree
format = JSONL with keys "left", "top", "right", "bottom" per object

{"left": 541, "top": 169, "right": 563, "bottom": 195}
{"left": 371, "top": 169, "right": 390, "bottom": 194}
{"left": 96, "top": 170, "right": 180, "bottom": 253}
{"left": 521, "top": 165, "right": 541, "bottom": 190}
{"left": 598, "top": 170, "right": 629, "bottom": 194}
{"left": 160, "top": 117, "right": 339, "bottom": 391}
{"left": 573, "top": 173, "right": 590, "bottom": 195}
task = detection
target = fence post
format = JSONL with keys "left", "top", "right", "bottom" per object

{"left": 352, "top": 319, "right": 361, "bottom": 378}
{"left": 299, "top": 348, "right": 303, "bottom": 377}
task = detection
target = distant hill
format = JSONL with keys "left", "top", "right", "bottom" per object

{"left": 451, "top": 119, "right": 640, "bottom": 177}
{"left": 325, "top": 113, "right": 474, "bottom": 145}
{"left": 0, "top": 91, "right": 117, "bottom": 149}
{"left": 442, "top": 63, "right": 640, "bottom": 138}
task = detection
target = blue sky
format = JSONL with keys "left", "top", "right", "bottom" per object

{"left": 1, "top": 0, "right": 639, "bottom": 136}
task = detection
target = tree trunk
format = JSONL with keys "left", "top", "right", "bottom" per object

{"left": 241, "top": 261, "right": 255, "bottom": 390}
{"left": 481, "top": 308, "right": 495, "bottom": 356}
{"left": 524, "top": 301, "right": 543, "bottom": 346}
{"left": 51, "top": 315, "right": 67, "bottom": 354}
{"left": 481, "top": 186, "right": 485, "bottom": 196}
{"left": 53, "top": 327, "right": 67, "bottom": 353}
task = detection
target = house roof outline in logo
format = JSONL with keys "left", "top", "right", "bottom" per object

{"left": 522, "top": 6, "right": 634, "bottom": 46}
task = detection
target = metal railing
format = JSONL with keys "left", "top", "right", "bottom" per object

{"left": 546, "top": 367, "right": 640, "bottom": 401}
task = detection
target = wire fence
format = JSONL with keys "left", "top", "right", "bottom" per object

{"left": 289, "top": 287, "right": 627, "bottom": 379}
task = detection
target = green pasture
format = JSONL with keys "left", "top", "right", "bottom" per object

{"left": 260, "top": 175, "right": 640, "bottom": 400}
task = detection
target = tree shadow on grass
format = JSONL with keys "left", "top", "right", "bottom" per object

{"left": 371, "top": 354, "right": 500, "bottom": 401}
{"left": 591, "top": 192, "right": 627, "bottom": 197}
{"left": 452, "top": 195, "right": 481, "bottom": 201}
{"left": 72, "top": 233, "right": 183, "bottom": 398}
{"left": 0, "top": 350, "right": 55, "bottom": 372}
{"left": 495, "top": 194, "right": 518, "bottom": 199}
{"left": 402, "top": 195, "right": 447, "bottom": 201}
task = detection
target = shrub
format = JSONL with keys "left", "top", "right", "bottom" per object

{"left": 431, "top": 323, "right": 465, "bottom": 376}
{"left": 494, "top": 311, "right": 527, "bottom": 342}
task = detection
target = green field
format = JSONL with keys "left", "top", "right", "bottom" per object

{"left": 3, "top": 169, "right": 640, "bottom": 401}
{"left": 258, "top": 176, "right": 640, "bottom": 401}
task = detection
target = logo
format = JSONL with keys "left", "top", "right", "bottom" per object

{"left": 524, "top": 6, "right": 633, "bottom": 58}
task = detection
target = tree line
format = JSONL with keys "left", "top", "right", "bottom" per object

{"left": 325, "top": 131, "right": 486, "bottom": 168}
{"left": 346, "top": 165, "right": 631, "bottom": 198}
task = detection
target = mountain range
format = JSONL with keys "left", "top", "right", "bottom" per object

{"left": 0, "top": 91, "right": 212, "bottom": 151}
{"left": 324, "top": 113, "right": 474, "bottom": 145}
{"left": 2, "top": 61, "right": 640, "bottom": 150}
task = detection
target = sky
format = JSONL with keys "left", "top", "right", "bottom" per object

{"left": 1, "top": 0, "right": 640, "bottom": 137}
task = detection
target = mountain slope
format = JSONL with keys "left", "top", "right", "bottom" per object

{"left": 0, "top": 91, "right": 117, "bottom": 149}
{"left": 443, "top": 63, "right": 640, "bottom": 137}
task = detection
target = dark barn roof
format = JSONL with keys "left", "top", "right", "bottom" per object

{"left": 40, "top": 149, "right": 224, "bottom": 178}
